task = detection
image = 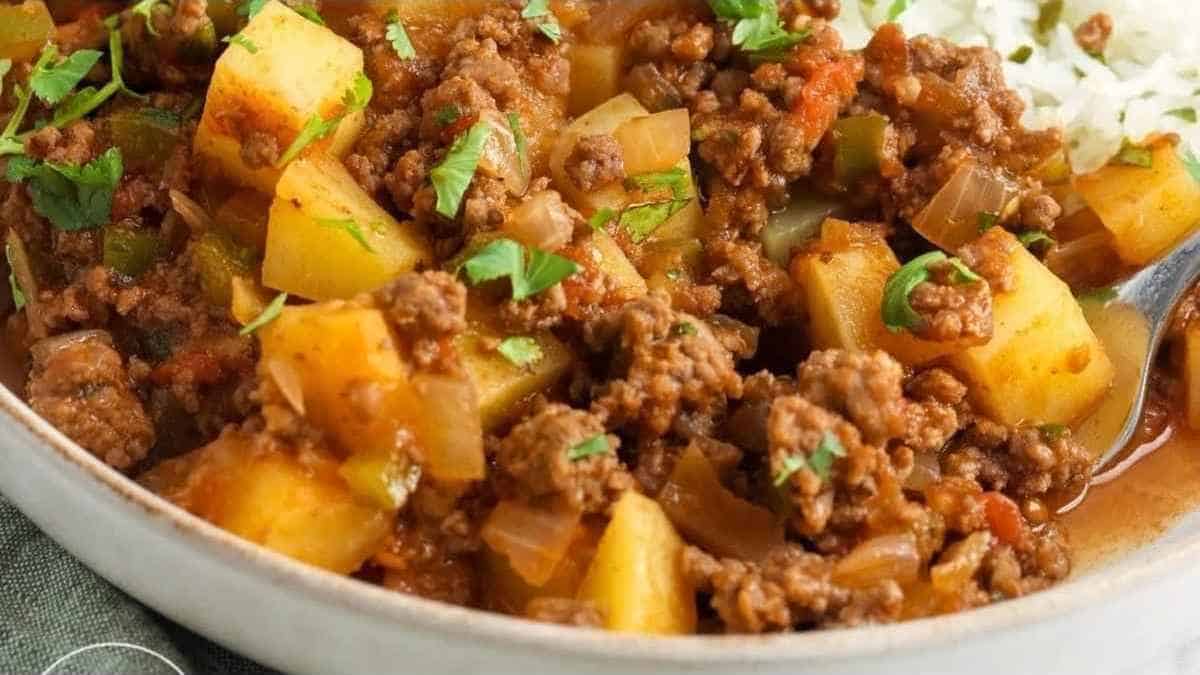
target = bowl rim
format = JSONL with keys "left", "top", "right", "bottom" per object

{"left": 4, "top": 381, "right": 1197, "bottom": 665}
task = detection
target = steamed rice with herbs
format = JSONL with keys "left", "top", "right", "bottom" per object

{"left": 836, "top": 0, "right": 1200, "bottom": 172}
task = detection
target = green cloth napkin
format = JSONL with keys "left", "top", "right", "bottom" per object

{"left": 0, "top": 496, "right": 277, "bottom": 674}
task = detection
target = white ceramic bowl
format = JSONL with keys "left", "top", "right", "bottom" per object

{"left": 2, "top": 380, "right": 1198, "bottom": 675}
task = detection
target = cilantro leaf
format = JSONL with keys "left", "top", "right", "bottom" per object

{"left": 223, "top": 33, "right": 259, "bottom": 54}
{"left": 507, "top": 112, "right": 529, "bottom": 180}
{"left": 1183, "top": 150, "right": 1200, "bottom": 183}
{"left": 0, "top": 59, "right": 12, "bottom": 98}
{"left": 886, "top": 0, "right": 911, "bottom": 21}
{"left": 977, "top": 211, "right": 1000, "bottom": 232}
{"left": 588, "top": 207, "right": 616, "bottom": 231}
{"left": 522, "top": 0, "right": 562, "bottom": 43}
{"left": 1017, "top": 230, "right": 1056, "bottom": 251}
{"left": 277, "top": 72, "right": 373, "bottom": 165}
{"left": 1115, "top": 139, "right": 1153, "bottom": 168}
{"left": 237, "top": 0, "right": 267, "bottom": 19}
{"left": 459, "top": 237, "right": 579, "bottom": 300}
{"left": 1167, "top": 108, "right": 1196, "bottom": 123}
{"left": 293, "top": 5, "right": 324, "bottom": 25}
{"left": 497, "top": 336, "right": 544, "bottom": 367}
{"left": 385, "top": 10, "right": 416, "bottom": 60}
{"left": 946, "top": 258, "right": 982, "bottom": 284}
{"left": 567, "top": 434, "right": 611, "bottom": 462}
{"left": 435, "top": 105, "right": 460, "bottom": 127}
{"left": 6, "top": 147, "right": 124, "bottom": 231}
{"left": 618, "top": 199, "right": 690, "bottom": 242}
{"left": 6, "top": 244, "right": 26, "bottom": 311}
{"left": 671, "top": 321, "right": 697, "bottom": 337}
{"left": 130, "top": 0, "right": 165, "bottom": 35}
{"left": 314, "top": 218, "right": 376, "bottom": 253}
{"left": 708, "top": 0, "right": 808, "bottom": 56}
{"left": 431, "top": 121, "right": 491, "bottom": 218}
{"left": 773, "top": 453, "right": 807, "bottom": 487}
{"left": 626, "top": 167, "right": 689, "bottom": 199}
{"left": 808, "top": 431, "right": 846, "bottom": 480}
{"left": 881, "top": 251, "right": 944, "bottom": 333}
{"left": 239, "top": 292, "right": 287, "bottom": 336}
{"left": 31, "top": 48, "right": 102, "bottom": 105}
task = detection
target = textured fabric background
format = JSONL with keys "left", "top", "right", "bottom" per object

{"left": 0, "top": 497, "right": 276, "bottom": 674}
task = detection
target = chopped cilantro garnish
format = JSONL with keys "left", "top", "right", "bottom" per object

{"left": 710, "top": 0, "right": 809, "bottom": 56}
{"left": 293, "top": 5, "right": 324, "bottom": 25}
{"left": 1183, "top": 150, "right": 1200, "bottom": 183}
{"left": 886, "top": 0, "right": 911, "bottom": 21}
{"left": 1008, "top": 45, "right": 1033, "bottom": 64}
{"left": 1018, "top": 230, "right": 1056, "bottom": 251}
{"left": 567, "top": 434, "right": 610, "bottom": 462}
{"left": 277, "top": 72, "right": 373, "bottom": 166}
{"left": 773, "top": 453, "right": 807, "bottom": 487}
{"left": 239, "top": 292, "right": 288, "bottom": 336}
{"left": 431, "top": 121, "right": 491, "bottom": 218}
{"left": 671, "top": 321, "right": 697, "bottom": 337}
{"left": 223, "top": 33, "right": 259, "bottom": 54}
{"left": 434, "top": 105, "right": 460, "bottom": 127}
{"left": 6, "top": 244, "right": 25, "bottom": 311}
{"left": 237, "top": 0, "right": 267, "bottom": 19}
{"left": 1115, "top": 139, "right": 1153, "bottom": 168}
{"left": 497, "top": 336, "right": 544, "bottom": 367}
{"left": 588, "top": 207, "right": 616, "bottom": 231}
{"left": 882, "top": 251, "right": 979, "bottom": 333}
{"left": 522, "top": 0, "right": 562, "bottom": 44}
{"left": 1168, "top": 108, "right": 1198, "bottom": 124}
{"left": 6, "top": 148, "right": 124, "bottom": 232}
{"left": 459, "top": 237, "right": 579, "bottom": 301}
{"left": 30, "top": 47, "right": 102, "bottom": 106}
{"left": 946, "top": 258, "right": 982, "bottom": 284}
{"left": 618, "top": 200, "right": 691, "bottom": 242}
{"left": 775, "top": 430, "right": 850, "bottom": 486}
{"left": 130, "top": 0, "right": 165, "bottom": 35}
{"left": 977, "top": 211, "right": 1000, "bottom": 232}
{"left": 0, "top": 60, "right": 11, "bottom": 98}
{"left": 314, "top": 217, "right": 376, "bottom": 253}
{"left": 626, "top": 167, "right": 689, "bottom": 198}
{"left": 386, "top": 10, "right": 416, "bottom": 60}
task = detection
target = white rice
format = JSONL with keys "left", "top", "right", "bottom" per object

{"left": 833, "top": 0, "right": 1200, "bottom": 173}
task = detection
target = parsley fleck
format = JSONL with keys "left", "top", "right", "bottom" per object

{"left": 588, "top": 207, "right": 616, "bottom": 231}
{"left": 773, "top": 431, "right": 846, "bottom": 485}
{"left": 1008, "top": 45, "right": 1033, "bottom": 64}
{"left": 618, "top": 200, "right": 691, "bottom": 242}
{"left": 626, "top": 167, "right": 689, "bottom": 198}
{"left": 30, "top": 47, "right": 102, "bottom": 106}
{"left": 977, "top": 211, "right": 1000, "bottom": 232}
{"left": 239, "top": 292, "right": 288, "bottom": 336}
{"left": 385, "top": 10, "right": 416, "bottom": 60}
{"left": 1115, "top": 139, "right": 1153, "bottom": 168}
{"left": 459, "top": 237, "right": 579, "bottom": 301}
{"left": 223, "top": 33, "right": 259, "bottom": 53}
{"left": 946, "top": 258, "right": 982, "bottom": 284}
{"left": 1183, "top": 150, "right": 1200, "bottom": 183}
{"left": 507, "top": 112, "right": 529, "bottom": 180}
{"left": 886, "top": 0, "right": 911, "bottom": 21}
{"left": 882, "top": 251, "right": 954, "bottom": 332}
{"left": 497, "top": 336, "right": 544, "bottom": 367}
{"left": 1168, "top": 108, "right": 1197, "bottom": 124}
{"left": 773, "top": 453, "right": 807, "bottom": 487}
{"left": 130, "top": 0, "right": 165, "bottom": 35}
{"left": 277, "top": 72, "right": 373, "bottom": 166}
{"left": 671, "top": 321, "right": 697, "bottom": 337}
{"left": 434, "top": 105, "right": 460, "bottom": 127}
{"left": 293, "top": 5, "right": 324, "bottom": 25}
{"left": 709, "top": 0, "right": 810, "bottom": 56}
{"left": 237, "top": 0, "right": 267, "bottom": 19}
{"left": 6, "top": 244, "right": 25, "bottom": 311}
{"left": 1018, "top": 230, "right": 1056, "bottom": 251}
{"left": 431, "top": 121, "right": 492, "bottom": 218}
{"left": 314, "top": 217, "right": 376, "bottom": 253}
{"left": 566, "top": 434, "right": 610, "bottom": 462}
{"left": 6, "top": 148, "right": 124, "bottom": 232}
{"left": 522, "top": 0, "right": 562, "bottom": 44}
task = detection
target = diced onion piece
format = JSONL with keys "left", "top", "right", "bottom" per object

{"left": 169, "top": 188, "right": 214, "bottom": 233}
{"left": 613, "top": 109, "right": 691, "bottom": 176}
{"left": 482, "top": 500, "right": 582, "bottom": 587}
{"left": 410, "top": 373, "right": 485, "bottom": 482}
{"left": 656, "top": 444, "right": 783, "bottom": 561}
{"left": 760, "top": 196, "right": 841, "bottom": 267}
{"left": 505, "top": 190, "right": 576, "bottom": 251}
{"left": 903, "top": 449, "right": 942, "bottom": 491}
{"left": 263, "top": 357, "right": 306, "bottom": 415}
{"left": 912, "top": 162, "right": 1016, "bottom": 251}
{"left": 833, "top": 533, "right": 920, "bottom": 589}
{"left": 930, "top": 531, "right": 992, "bottom": 595}
{"left": 478, "top": 110, "right": 529, "bottom": 198}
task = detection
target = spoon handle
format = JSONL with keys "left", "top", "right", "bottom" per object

{"left": 1116, "top": 227, "right": 1200, "bottom": 331}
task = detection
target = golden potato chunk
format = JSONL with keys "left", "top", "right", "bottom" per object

{"left": 263, "top": 153, "right": 432, "bottom": 300}
{"left": 578, "top": 492, "right": 697, "bottom": 635}
{"left": 194, "top": 0, "right": 365, "bottom": 191}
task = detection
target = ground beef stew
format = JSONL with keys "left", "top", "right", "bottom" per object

{"left": 2, "top": 0, "right": 1199, "bottom": 636}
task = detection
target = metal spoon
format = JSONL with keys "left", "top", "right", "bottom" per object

{"left": 1075, "top": 227, "right": 1200, "bottom": 471}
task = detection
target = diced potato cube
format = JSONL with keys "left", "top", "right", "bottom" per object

{"left": 456, "top": 303, "right": 574, "bottom": 430}
{"left": 259, "top": 302, "right": 415, "bottom": 455}
{"left": 947, "top": 229, "right": 1114, "bottom": 425}
{"left": 1075, "top": 141, "right": 1200, "bottom": 265}
{"left": 613, "top": 109, "right": 691, "bottom": 176}
{"left": 578, "top": 492, "right": 697, "bottom": 635}
{"left": 194, "top": 0, "right": 365, "bottom": 191}
{"left": 790, "top": 219, "right": 960, "bottom": 366}
{"left": 550, "top": 93, "right": 649, "bottom": 209}
{"left": 1186, "top": 324, "right": 1200, "bottom": 431}
{"left": 590, "top": 231, "right": 648, "bottom": 300}
{"left": 0, "top": 2, "right": 55, "bottom": 62}
{"left": 175, "top": 433, "right": 390, "bottom": 574}
{"left": 264, "top": 153, "right": 432, "bottom": 300}
{"left": 569, "top": 44, "right": 624, "bottom": 116}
